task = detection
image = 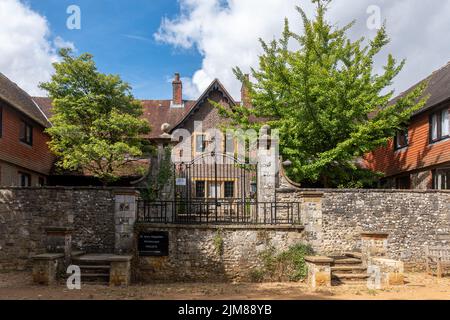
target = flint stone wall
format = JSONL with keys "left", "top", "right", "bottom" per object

{"left": 135, "top": 224, "right": 305, "bottom": 282}
{"left": 277, "top": 188, "right": 450, "bottom": 266}
{"left": 0, "top": 187, "right": 121, "bottom": 270}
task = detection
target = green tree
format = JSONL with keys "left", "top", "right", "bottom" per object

{"left": 217, "top": 0, "right": 428, "bottom": 187}
{"left": 40, "top": 49, "right": 151, "bottom": 184}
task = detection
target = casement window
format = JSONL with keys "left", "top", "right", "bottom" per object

{"left": 195, "top": 134, "right": 207, "bottom": 153}
{"left": 19, "top": 120, "right": 33, "bottom": 146}
{"left": 195, "top": 180, "right": 205, "bottom": 198}
{"left": 19, "top": 172, "right": 31, "bottom": 187}
{"left": 224, "top": 133, "right": 235, "bottom": 155}
{"left": 430, "top": 107, "right": 450, "bottom": 143}
{"left": 224, "top": 181, "right": 235, "bottom": 198}
{"left": 433, "top": 168, "right": 450, "bottom": 190}
{"left": 394, "top": 129, "right": 408, "bottom": 150}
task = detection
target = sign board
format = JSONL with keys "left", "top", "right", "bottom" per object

{"left": 176, "top": 178, "right": 187, "bottom": 186}
{"left": 138, "top": 231, "right": 169, "bottom": 256}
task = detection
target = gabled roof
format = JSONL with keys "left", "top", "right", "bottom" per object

{"left": 170, "top": 78, "right": 237, "bottom": 132}
{"left": 0, "top": 73, "right": 50, "bottom": 127}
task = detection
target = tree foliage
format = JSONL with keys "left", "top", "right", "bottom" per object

{"left": 217, "top": 0, "right": 428, "bottom": 187}
{"left": 40, "top": 49, "right": 151, "bottom": 183}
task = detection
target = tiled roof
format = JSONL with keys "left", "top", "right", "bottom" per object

{"left": 0, "top": 73, "right": 50, "bottom": 127}
{"left": 33, "top": 97, "right": 199, "bottom": 139}
{"left": 392, "top": 61, "right": 450, "bottom": 116}
{"left": 141, "top": 100, "right": 196, "bottom": 138}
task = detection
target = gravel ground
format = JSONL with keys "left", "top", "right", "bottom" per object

{"left": 0, "top": 272, "right": 449, "bottom": 300}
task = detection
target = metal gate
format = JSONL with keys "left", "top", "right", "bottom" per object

{"left": 137, "top": 152, "right": 302, "bottom": 225}
{"left": 172, "top": 151, "right": 257, "bottom": 223}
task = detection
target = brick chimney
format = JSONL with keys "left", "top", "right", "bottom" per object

{"left": 241, "top": 74, "right": 251, "bottom": 107}
{"left": 172, "top": 73, "right": 183, "bottom": 106}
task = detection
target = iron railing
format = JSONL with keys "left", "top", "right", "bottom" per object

{"left": 136, "top": 200, "right": 301, "bottom": 225}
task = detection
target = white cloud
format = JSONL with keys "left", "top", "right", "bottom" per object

{"left": 155, "top": 0, "right": 450, "bottom": 100}
{"left": 0, "top": 0, "right": 74, "bottom": 96}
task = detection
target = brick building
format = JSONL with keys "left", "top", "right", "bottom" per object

{"left": 0, "top": 73, "right": 54, "bottom": 186}
{"left": 364, "top": 62, "right": 450, "bottom": 190}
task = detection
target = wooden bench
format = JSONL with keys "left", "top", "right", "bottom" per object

{"left": 425, "top": 246, "right": 450, "bottom": 278}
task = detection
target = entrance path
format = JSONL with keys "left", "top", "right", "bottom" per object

{"left": 0, "top": 272, "right": 449, "bottom": 300}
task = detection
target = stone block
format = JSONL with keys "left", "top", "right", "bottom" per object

{"left": 305, "top": 256, "right": 333, "bottom": 290}
{"left": 109, "top": 259, "right": 132, "bottom": 287}
{"left": 32, "top": 253, "right": 65, "bottom": 286}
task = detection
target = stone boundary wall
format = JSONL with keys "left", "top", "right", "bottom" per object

{"left": 277, "top": 188, "right": 450, "bottom": 267}
{"left": 0, "top": 187, "right": 134, "bottom": 271}
{"left": 134, "top": 224, "right": 305, "bottom": 282}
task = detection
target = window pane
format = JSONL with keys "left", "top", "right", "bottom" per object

{"left": 441, "top": 109, "right": 449, "bottom": 137}
{"left": 195, "top": 181, "right": 205, "bottom": 198}
{"left": 395, "top": 129, "right": 408, "bottom": 149}
{"left": 208, "top": 182, "right": 221, "bottom": 198}
{"left": 431, "top": 114, "right": 438, "bottom": 140}
{"left": 196, "top": 135, "right": 205, "bottom": 153}
{"left": 19, "top": 122, "right": 26, "bottom": 141}
{"left": 225, "top": 134, "right": 235, "bottom": 154}
{"left": 224, "top": 181, "right": 234, "bottom": 198}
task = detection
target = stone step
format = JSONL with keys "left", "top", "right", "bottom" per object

{"left": 344, "top": 252, "right": 363, "bottom": 259}
{"left": 82, "top": 273, "right": 109, "bottom": 277}
{"left": 331, "top": 266, "right": 367, "bottom": 273}
{"left": 332, "top": 258, "right": 362, "bottom": 265}
{"left": 332, "top": 273, "right": 369, "bottom": 280}
{"left": 79, "top": 265, "right": 111, "bottom": 270}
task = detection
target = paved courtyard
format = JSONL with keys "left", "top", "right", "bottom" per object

{"left": 0, "top": 272, "right": 449, "bottom": 300}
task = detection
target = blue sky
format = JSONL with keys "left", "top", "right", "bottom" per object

{"left": 26, "top": 0, "right": 202, "bottom": 99}
{"left": 2, "top": 1, "right": 450, "bottom": 102}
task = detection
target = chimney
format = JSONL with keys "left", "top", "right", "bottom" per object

{"left": 172, "top": 73, "right": 183, "bottom": 106}
{"left": 241, "top": 74, "right": 251, "bottom": 107}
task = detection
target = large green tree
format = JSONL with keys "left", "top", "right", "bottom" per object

{"left": 218, "top": 0, "right": 428, "bottom": 187}
{"left": 40, "top": 49, "right": 151, "bottom": 184}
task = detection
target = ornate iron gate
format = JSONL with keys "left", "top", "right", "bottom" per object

{"left": 172, "top": 151, "right": 257, "bottom": 223}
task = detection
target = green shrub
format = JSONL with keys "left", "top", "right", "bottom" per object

{"left": 249, "top": 243, "right": 314, "bottom": 282}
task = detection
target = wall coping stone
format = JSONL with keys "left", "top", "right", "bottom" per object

{"left": 136, "top": 223, "right": 305, "bottom": 231}
{"left": 305, "top": 256, "right": 334, "bottom": 264}
{"left": 276, "top": 188, "right": 450, "bottom": 194}
{"left": 0, "top": 186, "right": 136, "bottom": 191}
{"left": 32, "top": 253, "right": 65, "bottom": 261}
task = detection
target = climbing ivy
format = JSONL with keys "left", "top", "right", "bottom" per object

{"left": 142, "top": 146, "right": 173, "bottom": 201}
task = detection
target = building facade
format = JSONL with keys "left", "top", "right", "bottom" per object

{"left": 364, "top": 62, "right": 450, "bottom": 190}
{"left": 0, "top": 73, "right": 54, "bottom": 187}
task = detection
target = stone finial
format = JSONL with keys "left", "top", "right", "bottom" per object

{"left": 282, "top": 159, "right": 292, "bottom": 167}
{"left": 161, "top": 123, "right": 171, "bottom": 134}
